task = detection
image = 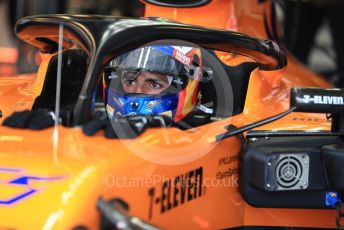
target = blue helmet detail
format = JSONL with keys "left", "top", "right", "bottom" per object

{"left": 151, "top": 45, "right": 174, "bottom": 57}
{"left": 107, "top": 88, "right": 179, "bottom": 117}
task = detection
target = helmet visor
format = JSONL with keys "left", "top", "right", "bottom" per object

{"left": 108, "top": 46, "right": 187, "bottom": 76}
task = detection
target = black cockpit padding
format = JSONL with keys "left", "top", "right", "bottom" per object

{"left": 199, "top": 59, "right": 258, "bottom": 117}
{"left": 32, "top": 49, "right": 89, "bottom": 111}
{"left": 224, "top": 62, "right": 258, "bottom": 115}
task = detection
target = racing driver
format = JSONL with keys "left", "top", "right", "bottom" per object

{"left": 103, "top": 45, "right": 213, "bottom": 127}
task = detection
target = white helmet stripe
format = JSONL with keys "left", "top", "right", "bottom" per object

{"left": 142, "top": 47, "right": 151, "bottom": 69}
{"left": 137, "top": 48, "right": 145, "bottom": 68}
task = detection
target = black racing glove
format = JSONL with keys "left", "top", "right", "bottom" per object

{"left": 82, "top": 111, "right": 142, "bottom": 139}
{"left": 2, "top": 109, "right": 55, "bottom": 130}
{"left": 2, "top": 109, "right": 173, "bottom": 139}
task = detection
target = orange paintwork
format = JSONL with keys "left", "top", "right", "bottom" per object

{"left": 0, "top": 0, "right": 338, "bottom": 229}
{"left": 0, "top": 114, "right": 334, "bottom": 229}
{"left": 0, "top": 47, "right": 17, "bottom": 75}
{"left": 0, "top": 48, "right": 17, "bottom": 64}
{"left": 0, "top": 53, "right": 52, "bottom": 119}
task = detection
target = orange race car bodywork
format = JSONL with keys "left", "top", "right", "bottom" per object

{"left": 0, "top": 0, "right": 341, "bottom": 229}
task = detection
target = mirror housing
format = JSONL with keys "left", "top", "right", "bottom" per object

{"left": 291, "top": 87, "right": 344, "bottom": 113}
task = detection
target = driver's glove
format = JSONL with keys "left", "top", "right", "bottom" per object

{"left": 2, "top": 109, "right": 55, "bottom": 130}
{"left": 2, "top": 109, "right": 173, "bottom": 139}
{"left": 82, "top": 111, "right": 145, "bottom": 139}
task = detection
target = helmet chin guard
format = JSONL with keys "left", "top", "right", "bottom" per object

{"left": 106, "top": 90, "right": 179, "bottom": 120}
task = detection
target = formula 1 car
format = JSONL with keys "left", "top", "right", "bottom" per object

{"left": 0, "top": 0, "right": 344, "bottom": 229}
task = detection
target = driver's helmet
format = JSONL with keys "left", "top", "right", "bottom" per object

{"left": 103, "top": 45, "right": 203, "bottom": 122}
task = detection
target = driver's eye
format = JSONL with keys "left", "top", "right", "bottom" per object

{"left": 123, "top": 79, "right": 136, "bottom": 86}
{"left": 148, "top": 80, "right": 162, "bottom": 89}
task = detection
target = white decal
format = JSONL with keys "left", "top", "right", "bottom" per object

{"left": 174, "top": 50, "right": 191, "bottom": 66}
{"left": 303, "top": 95, "right": 344, "bottom": 105}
